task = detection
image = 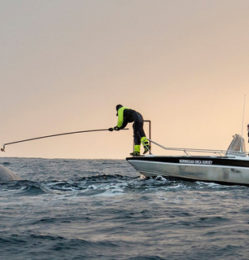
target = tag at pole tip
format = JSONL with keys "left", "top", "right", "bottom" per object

{"left": 1, "top": 147, "right": 5, "bottom": 152}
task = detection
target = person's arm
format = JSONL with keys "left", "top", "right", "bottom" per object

{"left": 116, "top": 107, "right": 128, "bottom": 130}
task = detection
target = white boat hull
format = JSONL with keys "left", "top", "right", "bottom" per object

{"left": 127, "top": 156, "right": 249, "bottom": 185}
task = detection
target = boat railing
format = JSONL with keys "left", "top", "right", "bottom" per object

{"left": 149, "top": 139, "right": 228, "bottom": 156}
{"left": 144, "top": 122, "right": 248, "bottom": 157}
{"left": 225, "top": 151, "right": 248, "bottom": 157}
{"left": 144, "top": 120, "right": 152, "bottom": 154}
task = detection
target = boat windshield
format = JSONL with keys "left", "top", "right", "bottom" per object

{"left": 226, "top": 134, "right": 246, "bottom": 156}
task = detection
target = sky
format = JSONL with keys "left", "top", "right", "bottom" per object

{"left": 0, "top": 0, "right": 249, "bottom": 159}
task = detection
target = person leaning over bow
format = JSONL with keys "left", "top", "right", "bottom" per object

{"left": 109, "top": 104, "right": 150, "bottom": 156}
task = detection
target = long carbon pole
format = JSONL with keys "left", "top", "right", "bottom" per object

{"left": 1, "top": 128, "right": 128, "bottom": 152}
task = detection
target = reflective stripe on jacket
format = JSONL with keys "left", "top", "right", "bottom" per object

{"left": 117, "top": 107, "right": 129, "bottom": 128}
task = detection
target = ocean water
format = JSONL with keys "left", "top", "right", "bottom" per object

{"left": 1, "top": 158, "right": 249, "bottom": 260}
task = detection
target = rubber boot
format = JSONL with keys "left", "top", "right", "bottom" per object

{"left": 141, "top": 137, "right": 150, "bottom": 154}
{"left": 130, "top": 145, "right": 140, "bottom": 156}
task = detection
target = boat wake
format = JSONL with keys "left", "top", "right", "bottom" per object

{"left": 0, "top": 174, "right": 239, "bottom": 198}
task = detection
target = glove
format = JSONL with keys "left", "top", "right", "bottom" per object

{"left": 108, "top": 127, "right": 114, "bottom": 132}
{"left": 114, "top": 126, "right": 120, "bottom": 131}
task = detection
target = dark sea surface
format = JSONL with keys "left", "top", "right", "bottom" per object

{"left": 1, "top": 157, "right": 249, "bottom": 260}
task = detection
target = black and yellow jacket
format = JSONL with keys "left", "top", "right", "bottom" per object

{"left": 116, "top": 107, "right": 139, "bottom": 129}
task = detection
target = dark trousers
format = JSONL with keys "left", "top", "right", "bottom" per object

{"left": 132, "top": 113, "right": 145, "bottom": 145}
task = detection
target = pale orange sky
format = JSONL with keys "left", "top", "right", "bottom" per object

{"left": 1, "top": 0, "right": 249, "bottom": 158}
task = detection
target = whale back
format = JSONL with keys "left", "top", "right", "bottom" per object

{"left": 0, "top": 165, "right": 20, "bottom": 181}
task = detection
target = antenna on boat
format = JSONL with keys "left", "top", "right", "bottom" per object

{"left": 241, "top": 94, "right": 246, "bottom": 137}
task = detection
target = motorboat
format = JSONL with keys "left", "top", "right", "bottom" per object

{"left": 126, "top": 134, "right": 249, "bottom": 186}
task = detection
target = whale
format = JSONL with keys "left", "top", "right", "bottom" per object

{"left": 0, "top": 165, "right": 21, "bottom": 181}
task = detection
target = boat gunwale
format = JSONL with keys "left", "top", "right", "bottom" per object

{"left": 126, "top": 155, "right": 249, "bottom": 168}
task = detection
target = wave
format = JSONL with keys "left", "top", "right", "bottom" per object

{"left": 0, "top": 233, "right": 125, "bottom": 259}
{"left": 0, "top": 173, "right": 243, "bottom": 198}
